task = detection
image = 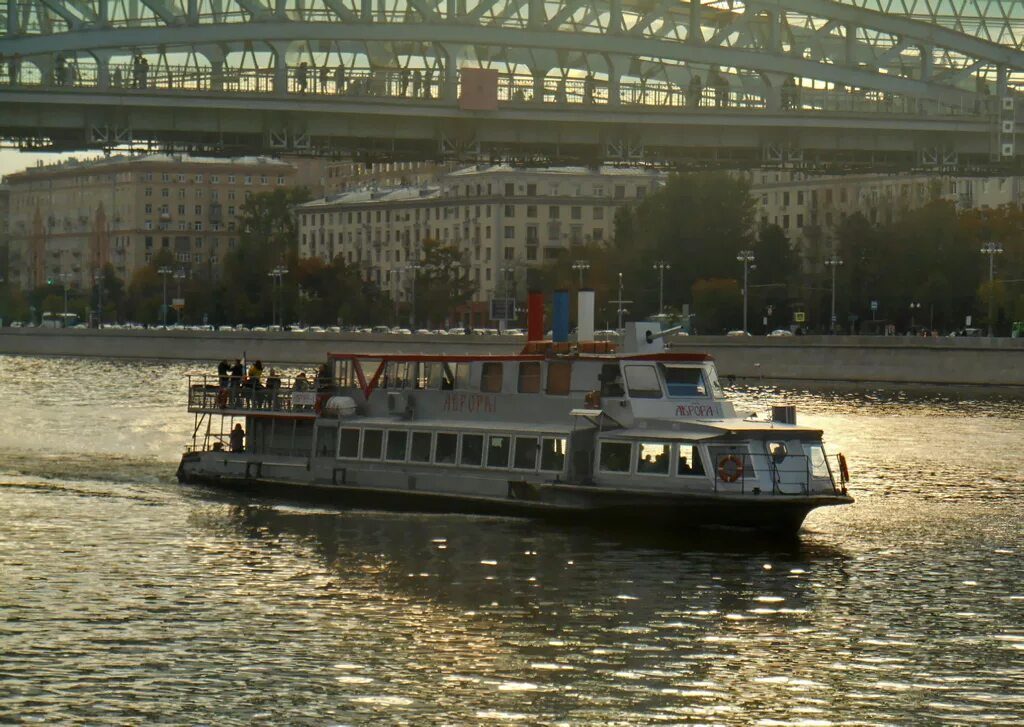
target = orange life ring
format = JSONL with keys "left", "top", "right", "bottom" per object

{"left": 838, "top": 453, "right": 850, "bottom": 484}
{"left": 718, "top": 454, "right": 744, "bottom": 483}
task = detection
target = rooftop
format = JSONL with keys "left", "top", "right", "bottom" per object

{"left": 7, "top": 153, "right": 293, "bottom": 180}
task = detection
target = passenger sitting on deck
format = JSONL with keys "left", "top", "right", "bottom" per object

{"left": 229, "top": 423, "right": 245, "bottom": 452}
{"left": 265, "top": 368, "right": 281, "bottom": 409}
{"left": 678, "top": 456, "right": 691, "bottom": 474}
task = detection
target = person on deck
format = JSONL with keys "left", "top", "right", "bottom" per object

{"left": 229, "top": 423, "right": 245, "bottom": 453}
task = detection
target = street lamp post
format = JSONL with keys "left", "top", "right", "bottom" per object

{"left": 909, "top": 301, "right": 921, "bottom": 331}
{"left": 267, "top": 265, "right": 288, "bottom": 327}
{"left": 736, "top": 250, "right": 755, "bottom": 333}
{"left": 980, "top": 241, "right": 1003, "bottom": 337}
{"left": 173, "top": 268, "right": 186, "bottom": 325}
{"left": 93, "top": 270, "right": 103, "bottom": 328}
{"left": 405, "top": 263, "right": 422, "bottom": 328}
{"left": 824, "top": 255, "right": 844, "bottom": 333}
{"left": 500, "top": 266, "right": 516, "bottom": 330}
{"left": 59, "top": 272, "right": 72, "bottom": 327}
{"left": 652, "top": 260, "right": 671, "bottom": 316}
{"left": 571, "top": 260, "right": 590, "bottom": 289}
{"left": 157, "top": 265, "right": 172, "bottom": 326}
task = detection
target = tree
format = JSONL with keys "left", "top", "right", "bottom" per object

{"left": 411, "top": 239, "right": 477, "bottom": 327}
{"left": 221, "top": 187, "right": 312, "bottom": 324}
{"left": 691, "top": 278, "right": 741, "bottom": 334}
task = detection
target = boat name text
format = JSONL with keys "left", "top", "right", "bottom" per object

{"left": 443, "top": 393, "right": 498, "bottom": 414}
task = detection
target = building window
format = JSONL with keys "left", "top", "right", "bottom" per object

{"left": 571, "top": 206, "right": 581, "bottom": 220}
{"left": 504, "top": 226, "right": 514, "bottom": 239}
{"left": 593, "top": 206, "right": 604, "bottom": 220}
{"left": 504, "top": 204, "right": 515, "bottom": 217}
{"left": 549, "top": 206, "right": 560, "bottom": 219}
{"left": 505, "top": 182, "right": 515, "bottom": 196}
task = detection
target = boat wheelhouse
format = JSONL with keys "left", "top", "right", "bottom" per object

{"left": 178, "top": 317, "right": 852, "bottom": 535}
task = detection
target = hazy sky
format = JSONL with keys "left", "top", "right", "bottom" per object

{"left": 0, "top": 149, "right": 84, "bottom": 178}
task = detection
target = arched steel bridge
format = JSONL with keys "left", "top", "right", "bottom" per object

{"left": 3, "top": 0, "right": 1024, "bottom": 169}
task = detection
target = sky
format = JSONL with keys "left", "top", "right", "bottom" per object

{"left": 0, "top": 149, "right": 84, "bottom": 178}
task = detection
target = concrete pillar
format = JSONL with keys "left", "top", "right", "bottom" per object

{"left": 688, "top": 0, "right": 701, "bottom": 44}
{"left": 605, "top": 54, "right": 620, "bottom": 106}
{"left": 272, "top": 42, "right": 289, "bottom": 95}
{"left": 920, "top": 45, "right": 933, "bottom": 81}
{"left": 186, "top": 0, "right": 197, "bottom": 23}
{"left": 98, "top": 0, "right": 109, "bottom": 25}
{"left": 94, "top": 50, "right": 111, "bottom": 89}
{"left": 845, "top": 24, "right": 858, "bottom": 65}
{"left": 7, "top": 0, "right": 19, "bottom": 34}
{"left": 608, "top": 0, "right": 621, "bottom": 35}
{"left": 361, "top": 0, "right": 372, "bottom": 21}
{"left": 997, "top": 64, "right": 1008, "bottom": 97}
{"left": 442, "top": 45, "right": 458, "bottom": 101}
{"left": 211, "top": 58, "right": 224, "bottom": 91}
{"left": 275, "top": 0, "right": 286, "bottom": 18}
{"left": 532, "top": 69, "right": 546, "bottom": 104}
{"left": 528, "top": 0, "right": 543, "bottom": 29}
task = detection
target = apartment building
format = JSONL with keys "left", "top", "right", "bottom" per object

{"left": 747, "top": 170, "right": 1023, "bottom": 253}
{"left": 296, "top": 165, "right": 663, "bottom": 314}
{"left": 323, "top": 160, "right": 456, "bottom": 196}
{"left": 4, "top": 153, "right": 296, "bottom": 291}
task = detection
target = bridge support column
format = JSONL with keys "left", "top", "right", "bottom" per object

{"left": 271, "top": 42, "right": 289, "bottom": 96}
{"left": 93, "top": 50, "right": 113, "bottom": 89}
{"left": 361, "top": 0, "right": 372, "bottom": 21}
{"left": 442, "top": 46, "right": 458, "bottom": 101}
{"left": 186, "top": 0, "right": 197, "bottom": 24}
{"left": 920, "top": 45, "right": 933, "bottom": 82}
{"left": 608, "top": 0, "right": 621, "bottom": 34}
{"left": 528, "top": 0, "right": 544, "bottom": 29}
{"left": 845, "top": 25, "right": 858, "bottom": 65}
{"left": 7, "top": 0, "right": 18, "bottom": 34}
{"left": 98, "top": 0, "right": 109, "bottom": 26}
{"left": 532, "top": 70, "right": 546, "bottom": 104}
{"left": 605, "top": 55, "right": 621, "bottom": 107}
{"left": 688, "top": 0, "right": 701, "bottom": 44}
{"left": 997, "top": 65, "right": 1008, "bottom": 97}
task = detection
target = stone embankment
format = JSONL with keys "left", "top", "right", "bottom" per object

{"left": 1, "top": 328, "right": 1022, "bottom": 387}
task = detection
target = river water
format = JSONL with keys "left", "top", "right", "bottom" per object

{"left": 1, "top": 355, "right": 1022, "bottom": 725}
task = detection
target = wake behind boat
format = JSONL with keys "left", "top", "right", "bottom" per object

{"left": 177, "top": 291, "right": 852, "bottom": 535}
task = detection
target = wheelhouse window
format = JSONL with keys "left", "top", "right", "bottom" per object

{"left": 599, "top": 441, "right": 632, "bottom": 473}
{"left": 385, "top": 430, "right": 408, "bottom": 461}
{"left": 804, "top": 444, "right": 831, "bottom": 479}
{"left": 434, "top": 433, "right": 458, "bottom": 464}
{"left": 461, "top": 434, "right": 484, "bottom": 466}
{"left": 333, "top": 359, "right": 358, "bottom": 388}
{"left": 513, "top": 437, "right": 538, "bottom": 470}
{"left": 517, "top": 362, "right": 541, "bottom": 393}
{"left": 545, "top": 361, "right": 572, "bottom": 395}
{"left": 481, "top": 362, "right": 503, "bottom": 393}
{"left": 623, "top": 365, "right": 662, "bottom": 398}
{"left": 677, "top": 443, "right": 706, "bottom": 476}
{"left": 410, "top": 432, "right": 433, "bottom": 462}
{"left": 540, "top": 437, "right": 566, "bottom": 472}
{"left": 486, "top": 435, "right": 510, "bottom": 467}
{"left": 339, "top": 428, "right": 360, "bottom": 458}
{"left": 600, "top": 364, "right": 624, "bottom": 397}
{"left": 361, "top": 429, "right": 383, "bottom": 459}
{"left": 454, "top": 362, "right": 472, "bottom": 390}
{"left": 661, "top": 366, "right": 707, "bottom": 397}
{"left": 636, "top": 442, "right": 670, "bottom": 475}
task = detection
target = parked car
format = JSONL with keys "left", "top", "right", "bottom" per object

{"left": 767, "top": 329, "right": 793, "bottom": 336}
{"left": 726, "top": 330, "right": 752, "bottom": 336}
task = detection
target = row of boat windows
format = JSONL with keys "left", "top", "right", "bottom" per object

{"left": 332, "top": 359, "right": 718, "bottom": 399}
{"left": 599, "top": 441, "right": 713, "bottom": 478}
{"left": 335, "top": 427, "right": 567, "bottom": 472}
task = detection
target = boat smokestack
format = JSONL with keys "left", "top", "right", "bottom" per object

{"left": 527, "top": 291, "right": 545, "bottom": 341}
{"left": 577, "top": 289, "right": 595, "bottom": 342}
{"left": 552, "top": 290, "right": 570, "bottom": 343}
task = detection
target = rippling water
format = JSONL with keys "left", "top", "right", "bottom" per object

{"left": 1, "top": 355, "right": 1022, "bottom": 725}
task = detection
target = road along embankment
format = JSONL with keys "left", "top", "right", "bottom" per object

{"left": 0, "top": 329, "right": 1022, "bottom": 387}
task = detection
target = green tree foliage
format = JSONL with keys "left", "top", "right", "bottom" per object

{"left": 294, "top": 256, "right": 392, "bottom": 326}
{"left": 411, "top": 239, "right": 478, "bottom": 328}
{"left": 221, "top": 187, "right": 312, "bottom": 324}
{"left": 691, "top": 278, "right": 741, "bottom": 334}
{"left": 609, "top": 172, "right": 755, "bottom": 317}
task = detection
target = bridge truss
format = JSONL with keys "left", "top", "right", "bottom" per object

{"left": 2, "top": 0, "right": 1024, "bottom": 169}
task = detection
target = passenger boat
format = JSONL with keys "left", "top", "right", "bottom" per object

{"left": 177, "top": 292, "right": 853, "bottom": 535}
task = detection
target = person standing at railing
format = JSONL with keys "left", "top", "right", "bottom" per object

{"left": 319, "top": 65, "right": 329, "bottom": 94}
{"left": 335, "top": 64, "right": 346, "bottom": 94}
{"left": 229, "top": 358, "right": 244, "bottom": 405}
{"left": 297, "top": 62, "right": 308, "bottom": 93}
{"left": 217, "top": 359, "right": 229, "bottom": 388}
{"left": 266, "top": 368, "right": 282, "bottom": 410}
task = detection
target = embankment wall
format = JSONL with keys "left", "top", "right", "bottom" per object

{"left": 1, "top": 329, "right": 1022, "bottom": 387}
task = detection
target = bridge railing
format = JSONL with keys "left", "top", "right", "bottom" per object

{"left": 0, "top": 61, "right": 998, "bottom": 117}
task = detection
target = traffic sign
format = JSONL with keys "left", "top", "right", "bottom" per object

{"left": 870, "top": 300, "right": 879, "bottom": 312}
{"left": 794, "top": 311, "right": 806, "bottom": 323}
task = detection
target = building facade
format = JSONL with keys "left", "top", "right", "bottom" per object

{"left": 4, "top": 154, "right": 296, "bottom": 291}
{"left": 296, "top": 165, "right": 663, "bottom": 316}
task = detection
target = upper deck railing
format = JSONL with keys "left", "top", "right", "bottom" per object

{"left": 187, "top": 374, "right": 333, "bottom": 415}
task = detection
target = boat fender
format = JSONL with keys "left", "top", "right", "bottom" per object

{"left": 838, "top": 453, "right": 850, "bottom": 484}
{"left": 717, "top": 454, "right": 744, "bottom": 483}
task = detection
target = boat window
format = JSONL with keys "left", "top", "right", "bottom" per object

{"left": 636, "top": 442, "right": 670, "bottom": 475}
{"left": 545, "top": 361, "right": 572, "bottom": 395}
{"left": 461, "top": 434, "right": 484, "bottom": 466}
{"left": 599, "top": 363, "right": 624, "bottom": 397}
{"left": 677, "top": 443, "right": 706, "bottom": 476}
{"left": 434, "top": 433, "right": 458, "bottom": 464}
{"left": 410, "top": 431, "right": 433, "bottom": 462}
{"left": 517, "top": 362, "right": 541, "bottom": 393}
{"left": 804, "top": 444, "right": 830, "bottom": 479}
{"left": 454, "top": 362, "right": 471, "bottom": 390}
{"left": 661, "top": 366, "right": 707, "bottom": 397}
{"left": 440, "top": 363, "right": 456, "bottom": 390}
{"left": 513, "top": 437, "right": 538, "bottom": 470}
{"left": 415, "top": 362, "right": 437, "bottom": 390}
{"left": 334, "top": 360, "right": 357, "bottom": 387}
{"left": 315, "top": 425, "right": 336, "bottom": 457}
{"left": 382, "top": 361, "right": 414, "bottom": 389}
{"left": 361, "top": 429, "right": 383, "bottom": 459}
{"left": 704, "top": 366, "right": 725, "bottom": 398}
{"left": 339, "top": 428, "right": 360, "bottom": 458}
{"left": 599, "top": 441, "right": 632, "bottom": 473}
{"left": 385, "top": 430, "right": 408, "bottom": 461}
{"left": 540, "top": 437, "right": 566, "bottom": 472}
{"left": 486, "top": 435, "right": 510, "bottom": 467}
{"left": 481, "top": 362, "right": 503, "bottom": 393}
{"left": 624, "top": 365, "right": 662, "bottom": 398}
